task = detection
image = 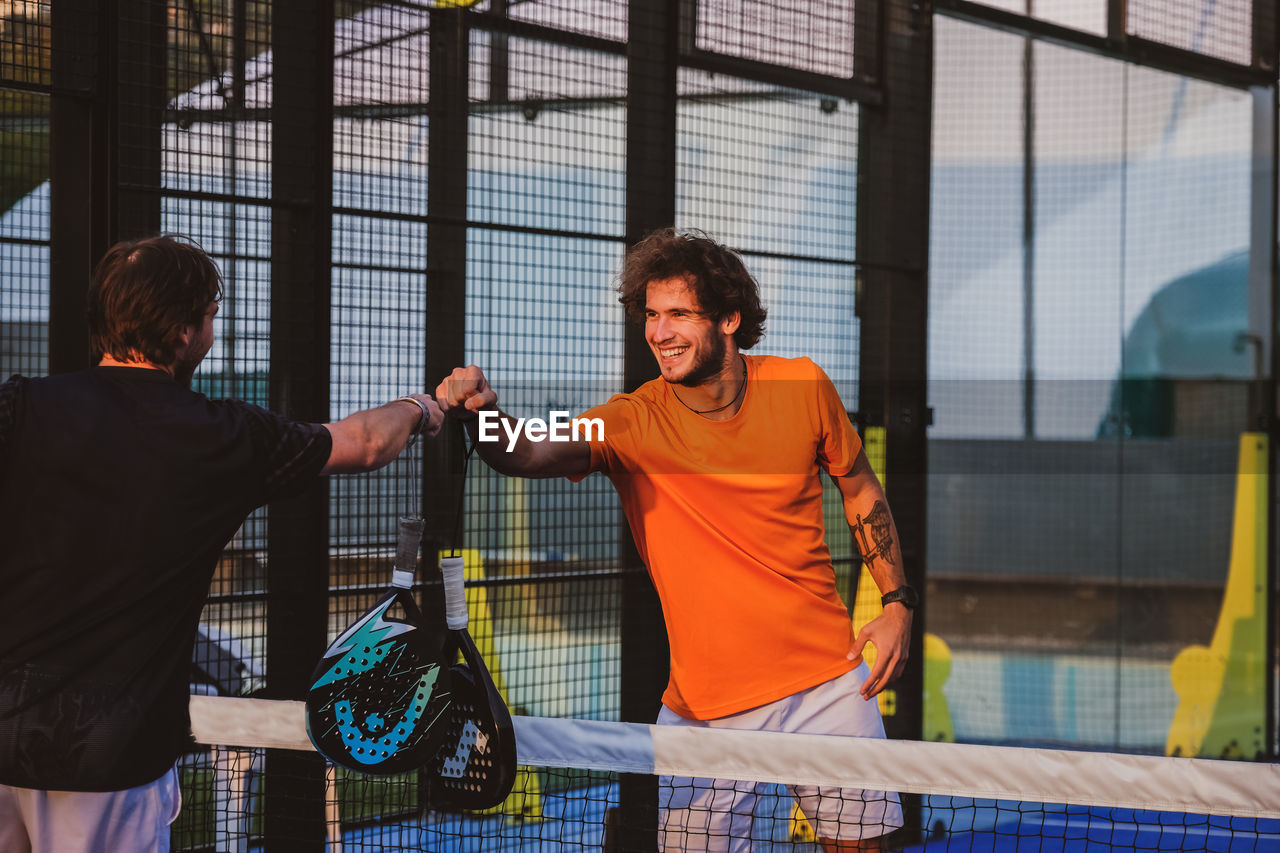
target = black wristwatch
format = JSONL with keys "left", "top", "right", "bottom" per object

{"left": 880, "top": 585, "right": 919, "bottom": 610}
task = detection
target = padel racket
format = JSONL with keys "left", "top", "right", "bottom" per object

{"left": 305, "top": 514, "right": 451, "bottom": 774}
{"left": 425, "top": 438, "right": 517, "bottom": 809}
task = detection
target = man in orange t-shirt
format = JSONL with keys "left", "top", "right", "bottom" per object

{"left": 436, "top": 229, "right": 913, "bottom": 852}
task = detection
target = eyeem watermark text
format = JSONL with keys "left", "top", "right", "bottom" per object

{"left": 477, "top": 411, "right": 604, "bottom": 451}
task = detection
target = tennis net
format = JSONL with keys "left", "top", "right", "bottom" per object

{"left": 181, "top": 695, "right": 1280, "bottom": 852}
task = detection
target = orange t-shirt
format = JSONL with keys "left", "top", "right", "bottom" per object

{"left": 575, "top": 355, "right": 862, "bottom": 719}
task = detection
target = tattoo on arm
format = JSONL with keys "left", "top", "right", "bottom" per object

{"left": 852, "top": 501, "right": 896, "bottom": 569}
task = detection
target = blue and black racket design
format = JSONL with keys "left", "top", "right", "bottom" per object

{"left": 305, "top": 515, "right": 451, "bottom": 774}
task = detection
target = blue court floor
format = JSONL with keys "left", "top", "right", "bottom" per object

{"left": 334, "top": 786, "right": 1280, "bottom": 853}
{"left": 910, "top": 801, "right": 1280, "bottom": 853}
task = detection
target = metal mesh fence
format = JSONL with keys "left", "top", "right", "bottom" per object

{"left": 463, "top": 16, "right": 630, "bottom": 725}
{"left": 0, "top": 0, "right": 1275, "bottom": 848}
{"left": 694, "top": 0, "right": 857, "bottom": 78}
{"left": 165, "top": 0, "right": 277, "bottom": 700}
{"left": 1128, "top": 0, "right": 1253, "bottom": 65}
{"left": 0, "top": 1, "right": 49, "bottom": 379}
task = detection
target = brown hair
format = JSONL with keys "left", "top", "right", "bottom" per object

{"left": 87, "top": 235, "right": 224, "bottom": 365}
{"left": 617, "top": 228, "right": 767, "bottom": 350}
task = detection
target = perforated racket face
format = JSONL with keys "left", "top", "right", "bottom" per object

{"left": 305, "top": 592, "right": 450, "bottom": 774}
{"left": 429, "top": 661, "right": 516, "bottom": 809}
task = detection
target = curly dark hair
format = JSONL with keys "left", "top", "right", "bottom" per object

{"left": 617, "top": 228, "right": 767, "bottom": 350}
{"left": 87, "top": 235, "right": 224, "bottom": 366}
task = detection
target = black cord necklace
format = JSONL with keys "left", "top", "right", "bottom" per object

{"left": 673, "top": 356, "right": 747, "bottom": 416}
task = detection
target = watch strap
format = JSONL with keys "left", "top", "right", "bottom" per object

{"left": 880, "top": 585, "right": 919, "bottom": 610}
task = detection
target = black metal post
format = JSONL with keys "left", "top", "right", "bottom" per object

{"left": 1257, "top": 0, "right": 1280, "bottom": 763}
{"left": 622, "top": 0, "right": 675, "bottom": 723}
{"left": 265, "top": 0, "right": 334, "bottom": 845}
{"left": 855, "top": 0, "right": 932, "bottom": 744}
{"left": 423, "top": 6, "right": 471, "bottom": 560}
{"left": 855, "top": 3, "right": 932, "bottom": 845}
{"left": 420, "top": 4, "right": 472, "bottom": 815}
{"left": 111, "top": 0, "right": 165, "bottom": 241}
{"left": 49, "top": 0, "right": 102, "bottom": 374}
{"left": 49, "top": 0, "right": 163, "bottom": 376}
{"left": 610, "top": 0, "right": 679, "bottom": 849}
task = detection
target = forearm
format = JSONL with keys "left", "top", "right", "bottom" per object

{"left": 321, "top": 399, "right": 421, "bottom": 474}
{"left": 463, "top": 409, "right": 534, "bottom": 475}
{"left": 836, "top": 452, "right": 908, "bottom": 595}
{"left": 837, "top": 451, "right": 913, "bottom": 696}
{"left": 462, "top": 409, "right": 587, "bottom": 478}
{"left": 844, "top": 490, "right": 907, "bottom": 594}
{"left": 434, "top": 365, "right": 591, "bottom": 478}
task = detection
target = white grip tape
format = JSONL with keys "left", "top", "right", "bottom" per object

{"left": 391, "top": 569, "right": 414, "bottom": 589}
{"left": 440, "top": 555, "right": 468, "bottom": 630}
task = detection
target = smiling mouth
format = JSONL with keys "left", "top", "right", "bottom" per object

{"left": 658, "top": 346, "right": 688, "bottom": 359}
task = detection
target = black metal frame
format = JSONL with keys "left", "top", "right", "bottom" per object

{"left": 855, "top": 0, "right": 931, "bottom": 754}
{"left": 937, "top": 0, "right": 1276, "bottom": 90}
{"left": 48, "top": 0, "right": 101, "bottom": 375}
{"left": 19, "top": 0, "right": 1280, "bottom": 846}
{"left": 263, "top": 0, "right": 335, "bottom": 841}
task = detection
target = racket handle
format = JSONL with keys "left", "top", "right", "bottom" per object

{"left": 393, "top": 516, "right": 425, "bottom": 588}
{"left": 440, "top": 555, "right": 468, "bottom": 630}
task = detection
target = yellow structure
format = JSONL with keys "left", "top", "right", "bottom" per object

{"left": 1166, "top": 433, "right": 1269, "bottom": 759}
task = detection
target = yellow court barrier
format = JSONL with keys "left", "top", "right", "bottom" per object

{"left": 1166, "top": 433, "right": 1269, "bottom": 760}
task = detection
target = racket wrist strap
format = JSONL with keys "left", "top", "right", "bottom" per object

{"left": 396, "top": 395, "right": 432, "bottom": 435}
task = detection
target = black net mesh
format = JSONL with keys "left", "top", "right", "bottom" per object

{"left": 0, "top": 0, "right": 1275, "bottom": 848}
{"left": 179, "top": 698, "right": 1280, "bottom": 851}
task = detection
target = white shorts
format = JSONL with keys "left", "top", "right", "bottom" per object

{"left": 0, "top": 766, "right": 181, "bottom": 853}
{"left": 657, "top": 664, "right": 904, "bottom": 851}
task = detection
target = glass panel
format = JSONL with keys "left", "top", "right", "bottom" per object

{"left": 1032, "top": 43, "right": 1125, "bottom": 440}
{"left": 466, "top": 24, "right": 629, "bottom": 721}
{"left": 929, "top": 18, "right": 1026, "bottom": 441}
{"left": 931, "top": 18, "right": 1259, "bottom": 754}
{"left": 1116, "top": 66, "right": 1253, "bottom": 750}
